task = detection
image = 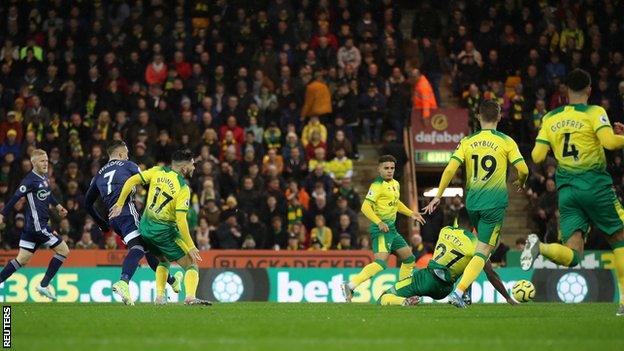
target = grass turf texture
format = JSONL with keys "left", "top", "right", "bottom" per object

{"left": 11, "top": 303, "right": 624, "bottom": 351}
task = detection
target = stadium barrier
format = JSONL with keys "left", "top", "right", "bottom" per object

{"left": 0, "top": 250, "right": 396, "bottom": 268}
{"left": 0, "top": 267, "right": 617, "bottom": 304}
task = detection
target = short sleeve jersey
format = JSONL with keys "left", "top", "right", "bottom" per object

{"left": 430, "top": 226, "right": 477, "bottom": 282}
{"left": 365, "top": 176, "right": 401, "bottom": 224}
{"left": 451, "top": 129, "right": 524, "bottom": 210}
{"left": 139, "top": 166, "right": 191, "bottom": 224}
{"left": 536, "top": 104, "right": 612, "bottom": 189}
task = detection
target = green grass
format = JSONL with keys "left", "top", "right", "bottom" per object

{"left": 10, "top": 303, "right": 624, "bottom": 351}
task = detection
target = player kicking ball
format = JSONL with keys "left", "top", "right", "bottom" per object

{"left": 0, "top": 149, "right": 70, "bottom": 300}
{"left": 341, "top": 155, "right": 426, "bottom": 302}
{"left": 110, "top": 149, "right": 210, "bottom": 306}
{"left": 378, "top": 208, "right": 516, "bottom": 306}
{"left": 85, "top": 140, "right": 182, "bottom": 305}
{"left": 522, "top": 69, "right": 624, "bottom": 316}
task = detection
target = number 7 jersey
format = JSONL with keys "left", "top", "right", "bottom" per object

{"left": 139, "top": 166, "right": 191, "bottom": 224}
{"left": 536, "top": 104, "right": 613, "bottom": 189}
{"left": 451, "top": 129, "right": 524, "bottom": 210}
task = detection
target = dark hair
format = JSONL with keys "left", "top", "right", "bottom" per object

{"left": 565, "top": 68, "right": 591, "bottom": 92}
{"left": 479, "top": 100, "right": 501, "bottom": 123}
{"left": 106, "top": 140, "right": 127, "bottom": 156}
{"left": 378, "top": 154, "right": 397, "bottom": 164}
{"left": 456, "top": 207, "right": 471, "bottom": 228}
{"left": 171, "top": 149, "right": 193, "bottom": 163}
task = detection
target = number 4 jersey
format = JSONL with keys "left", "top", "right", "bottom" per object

{"left": 430, "top": 226, "right": 477, "bottom": 282}
{"left": 451, "top": 129, "right": 524, "bottom": 210}
{"left": 536, "top": 104, "right": 613, "bottom": 190}
{"left": 139, "top": 166, "right": 191, "bottom": 224}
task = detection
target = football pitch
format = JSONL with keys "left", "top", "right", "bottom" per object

{"left": 10, "top": 303, "right": 624, "bottom": 351}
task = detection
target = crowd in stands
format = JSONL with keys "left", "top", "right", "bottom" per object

{"left": 0, "top": 0, "right": 420, "bottom": 251}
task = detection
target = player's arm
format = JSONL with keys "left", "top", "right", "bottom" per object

{"left": 109, "top": 173, "right": 143, "bottom": 218}
{"left": 532, "top": 123, "right": 551, "bottom": 164}
{"left": 84, "top": 180, "right": 110, "bottom": 231}
{"left": 483, "top": 260, "right": 517, "bottom": 305}
{"left": 48, "top": 192, "right": 67, "bottom": 218}
{"left": 361, "top": 200, "right": 382, "bottom": 225}
{"left": 596, "top": 126, "right": 624, "bottom": 150}
{"left": 397, "top": 200, "right": 426, "bottom": 225}
{"left": 422, "top": 158, "right": 461, "bottom": 214}
{"left": 0, "top": 181, "right": 29, "bottom": 223}
{"left": 175, "top": 186, "right": 201, "bottom": 262}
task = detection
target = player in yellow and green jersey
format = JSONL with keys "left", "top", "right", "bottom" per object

{"left": 378, "top": 208, "right": 516, "bottom": 306}
{"left": 523, "top": 69, "right": 624, "bottom": 316}
{"left": 110, "top": 149, "right": 211, "bottom": 306}
{"left": 423, "top": 100, "right": 529, "bottom": 308}
{"left": 341, "top": 155, "right": 426, "bottom": 302}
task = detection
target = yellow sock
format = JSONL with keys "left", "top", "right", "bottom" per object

{"left": 155, "top": 265, "right": 168, "bottom": 297}
{"left": 613, "top": 247, "right": 624, "bottom": 305}
{"left": 399, "top": 256, "right": 415, "bottom": 280}
{"left": 456, "top": 254, "right": 486, "bottom": 292}
{"left": 184, "top": 267, "right": 199, "bottom": 299}
{"left": 380, "top": 293, "right": 405, "bottom": 306}
{"left": 539, "top": 243, "right": 577, "bottom": 266}
{"left": 349, "top": 259, "right": 386, "bottom": 289}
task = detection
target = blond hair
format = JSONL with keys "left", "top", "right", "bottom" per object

{"left": 30, "top": 149, "right": 47, "bottom": 161}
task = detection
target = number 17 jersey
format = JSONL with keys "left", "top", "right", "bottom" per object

{"left": 536, "top": 104, "right": 613, "bottom": 190}
{"left": 139, "top": 166, "right": 191, "bottom": 224}
{"left": 451, "top": 129, "right": 524, "bottom": 210}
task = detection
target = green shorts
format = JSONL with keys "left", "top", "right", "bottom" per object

{"left": 558, "top": 185, "right": 624, "bottom": 242}
{"left": 468, "top": 207, "right": 506, "bottom": 247}
{"left": 370, "top": 222, "right": 409, "bottom": 254}
{"left": 393, "top": 267, "right": 453, "bottom": 300}
{"left": 139, "top": 217, "right": 188, "bottom": 262}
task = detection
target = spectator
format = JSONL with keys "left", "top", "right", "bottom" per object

{"left": 310, "top": 214, "right": 332, "bottom": 250}
{"left": 300, "top": 71, "right": 332, "bottom": 122}
{"left": 327, "top": 147, "right": 353, "bottom": 181}
{"left": 75, "top": 231, "right": 98, "bottom": 249}
{"left": 214, "top": 211, "right": 242, "bottom": 249}
{"left": 195, "top": 217, "right": 211, "bottom": 251}
{"left": 145, "top": 54, "right": 168, "bottom": 86}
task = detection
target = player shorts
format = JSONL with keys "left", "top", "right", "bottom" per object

{"left": 558, "top": 185, "right": 624, "bottom": 242}
{"left": 393, "top": 267, "right": 453, "bottom": 300}
{"left": 110, "top": 214, "right": 141, "bottom": 244}
{"left": 370, "top": 221, "right": 409, "bottom": 254}
{"left": 19, "top": 226, "right": 62, "bottom": 253}
{"left": 139, "top": 217, "right": 189, "bottom": 262}
{"left": 467, "top": 207, "right": 506, "bottom": 247}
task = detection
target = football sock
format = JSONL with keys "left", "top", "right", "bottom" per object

{"left": 612, "top": 244, "right": 624, "bottom": 305}
{"left": 380, "top": 293, "right": 405, "bottom": 306}
{"left": 0, "top": 259, "right": 22, "bottom": 284}
{"left": 120, "top": 246, "right": 145, "bottom": 283}
{"left": 348, "top": 259, "right": 386, "bottom": 290}
{"left": 155, "top": 263, "right": 169, "bottom": 297}
{"left": 399, "top": 255, "right": 415, "bottom": 280}
{"left": 184, "top": 266, "right": 199, "bottom": 299}
{"left": 40, "top": 254, "right": 66, "bottom": 287}
{"left": 456, "top": 253, "right": 487, "bottom": 293}
{"left": 539, "top": 243, "right": 579, "bottom": 267}
{"left": 145, "top": 252, "right": 176, "bottom": 285}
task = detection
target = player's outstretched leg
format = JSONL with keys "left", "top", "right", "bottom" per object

{"left": 342, "top": 258, "right": 387, "bottom": 302}
{"left": 449, "top": 250, "right": 490, "bottom": 308}
{"left": 0, "top": 249, "right": 32, "bottom": 285}
{"left": 145, "top": 251, "right": 181, "bottom": 291}
{"left": 521, "top": 233, "right": 581, "bottom": 271}
{"left": 38, "top": 241, "right": 70, "bottom": 301}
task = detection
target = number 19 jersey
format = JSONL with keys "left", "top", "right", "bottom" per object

{"left": 536, "top": 104, "right": 613, "bottom": 190}
{"left": 451, "top": 129, "right": 524, "bottom": 210}
{"left": 139, "top": 166, "right": 191, "bottom": 224}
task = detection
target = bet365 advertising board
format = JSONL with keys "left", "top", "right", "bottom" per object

{"left": 0, "top": 267, "right": 618, "bottom": 303}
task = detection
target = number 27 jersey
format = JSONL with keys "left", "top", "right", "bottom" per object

{"left": 451, "top": 129, "right": 524, "bottom": 210}
{"left": 139, "top": 166, "right": 191, "bottom": 224}
{"left": 431, "top": 226, "right": 477, "bottom": 282}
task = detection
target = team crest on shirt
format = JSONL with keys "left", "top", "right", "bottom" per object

{"left": 600, "top": 115, "right": 609, "bottom": 124}
{"left": 367, "top": 190, "right": 374, "bottom": 197}
{"left": 19, "top": 185, "right": 26, "bottom": 193}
